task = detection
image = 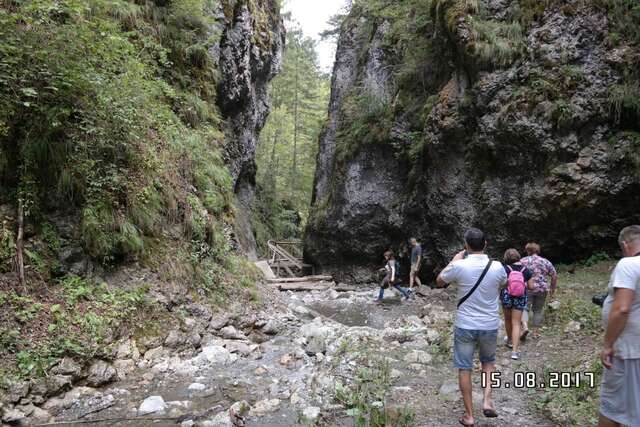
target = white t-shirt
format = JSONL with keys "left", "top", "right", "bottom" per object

{"left": 602, "top": 255, "right": 640, "bottom": 359}
{"left": 439, "top": 254, "right": 507, "bottom": 330}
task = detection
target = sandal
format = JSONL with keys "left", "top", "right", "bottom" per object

{"left": 483, "top": 408, "right": 498, "bottom": 418}
{"left": 458, "top": 416, "right": 475, "bottom": 427}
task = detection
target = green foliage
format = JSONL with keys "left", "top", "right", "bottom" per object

{"left": 334, "top": 360, "right": 414, "bottom": 427}
{"left": 594, "top": 0, "right": 640, "bottom": 45}
{"left": 0, "top": 220, "right": 15, "bottom": 273}
{"left": 609, "top": 83, "right": 640, "bottom": 124}
{"left": 0, "top": 0, "right": 237, "bottom": 268}
{"left": 581, "top": 251, "right": 612, "bottom": 267}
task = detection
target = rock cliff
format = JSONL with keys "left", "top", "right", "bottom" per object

{"left": 306, "top": 0, "right": 640, "bottom": 280}
{"left": 217, "top": 0, "right": 285, "bottom": 259}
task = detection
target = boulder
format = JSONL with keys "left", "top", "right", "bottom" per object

{"left": 261, "top": 319, "right": 281, "bottom": 335}
{"left": 220, "top": 326, "right": 246, "bottom": 340}
{"left": 165, "top": 330, "right": 188, "bottom": 349}
{"left": 209, "top": 313, "right": 231, "bottom": 330}
{"left": 52, "top": 358, "right": 82, "bottom": 378}
{"left": 86, "top": 360, "right": 117, "bottom": 387}
{"left": 138, "top": 395, "right": 167, "bottom": 415}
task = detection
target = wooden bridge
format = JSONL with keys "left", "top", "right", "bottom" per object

{"left": 265, "top": 239, "right": 314, "bottom": 278}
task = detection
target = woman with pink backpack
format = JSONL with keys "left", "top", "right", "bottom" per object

{"left": 500, "top": 249, "right": 535, "bottom": 360}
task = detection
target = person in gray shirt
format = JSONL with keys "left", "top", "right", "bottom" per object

{"left": 599, "top": 225, "right": 640, "bottom": 427}
{"left": 409, "top": 237, "right": 423, "bottom": 290}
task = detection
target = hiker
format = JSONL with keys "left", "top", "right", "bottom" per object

{"left": 436, "top": 228, "right": 507, "bottom": 427}
{"left": 520, "top": 242, "right": 557, "bottom": 339}
{"left": 409, "top": 237, "right": 423, "bottom": 290}
{"left": 376, "top": 250, "right": 413, "bottom": 302}
{"left": 501, "top": 249, "right": 534, "bottom": 360}
{"left": 599, "top": 225, "right": 640, "bottom": 427}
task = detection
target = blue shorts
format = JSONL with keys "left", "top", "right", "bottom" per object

{"left": 500, "top": 288, "right": 528, "bottom": 311}
{"left": 453, "top": 327, "right": 497, "bottom": 370}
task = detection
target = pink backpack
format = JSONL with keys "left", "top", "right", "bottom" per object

{"left": 506, "top": 265, "right": 526, "bottom": 297}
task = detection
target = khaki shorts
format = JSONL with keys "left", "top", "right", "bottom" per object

{"left": 410, "top": 264, "right": 420, "bottom": 274}
{"left": 600, "top": 356, "right": 640, "bottom": 426}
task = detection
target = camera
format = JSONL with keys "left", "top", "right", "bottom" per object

{"left": 592, "top": 293, "right": 608, "bottom": 307}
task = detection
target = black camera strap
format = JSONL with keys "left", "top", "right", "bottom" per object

{"left": 457, "top": 259, "right": 493, "bottom": 309}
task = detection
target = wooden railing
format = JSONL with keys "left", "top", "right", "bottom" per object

{"left": 267, "top": 240, "right": 313, "bottom": 277}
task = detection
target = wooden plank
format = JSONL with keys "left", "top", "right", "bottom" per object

{"left": 334, "top": 284, "right": 357, "bottom": 292}
{"left": 266, "top": 275, "right": 333, "bottom": 284}
{"left": 277, "top": 282, "right": 334, "bottom": 291}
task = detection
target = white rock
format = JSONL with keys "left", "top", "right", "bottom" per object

{"left": 403, "top": 350, "right": 432, "bottom": 364}
{"left": 549, "top": 300, "right": 561, "bottom": 310}
{"left": 302, "top": 406, "right": 321, "bottom": 421}
{"left": 188, "top": 383, "right": 206, "bottom": 391}
{"left": 197, "top": 345, "right": 237, "bottom": 365}
{"left": 138, "top": 396, "right": 167, "bottom": 415}
{"left": 180, "top": 420, "right": 195, "bottom": 427}
{"left": 220, "top": 326, "right": 246, "bottom": 340}
{"left": 2, "top": 408, "right": 26, "bottom": 423}
{"left": 294, "top": 305, "right": 311, "bottom": 316}
{"left": 203, "top": 410, "right": 232, "bottom": 427}
{"left": 565, "top": 320, "right": 581, "bottom": 333}
{"left": 250, "top": 398, "right": 280, "bottom": 415}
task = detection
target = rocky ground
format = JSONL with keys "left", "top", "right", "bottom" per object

{"left": 3, "top": 261, "right": 610, "bottom": 427}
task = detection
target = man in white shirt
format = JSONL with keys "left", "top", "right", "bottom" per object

{"left": 599, "top": 225, "right": 640, "bottom": 427}
{"left": 436, "top": 228, "right": 507, "bottom": 427}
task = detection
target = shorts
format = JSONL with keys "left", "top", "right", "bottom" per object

{"left": 500, "top": 288, "right": 528, "bottom": 311}
{"left": 453, "top": 327, "right": 497, "bottom": 370}
{"left": 410, "top": 264, "right": 420, "bottom": 274}
{"left": 600, "top": 357, "right": 640, "bottom": 426}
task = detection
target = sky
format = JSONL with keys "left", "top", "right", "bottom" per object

{"left": 283, "top": 0, "right": 349, "bottom": 73}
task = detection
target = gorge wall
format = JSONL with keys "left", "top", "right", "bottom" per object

{"left": 305, "top": 0, "right": 640, "bottom": 280}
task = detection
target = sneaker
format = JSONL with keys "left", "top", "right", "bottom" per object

{"left": 511, "top": 351, "right": 520, "bottom": 360}
{"left": 503, "top": 336, "right": 513, "bottom": 349}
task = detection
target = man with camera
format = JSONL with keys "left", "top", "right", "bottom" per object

{"left": 436, "top": 228, "right": 507, "bottom": 426}
{"left": 599, "top": 225, "right": 640, "bottom": 427}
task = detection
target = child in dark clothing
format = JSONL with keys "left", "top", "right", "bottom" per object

{"left": 376, "top": 250, "right": 413, "bottom": 302}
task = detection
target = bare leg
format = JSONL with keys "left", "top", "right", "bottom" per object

{"left": 459, "top": 369, "right": 474, "bottom": 425}
{"left": 481, "top": 362, "right": 496, "bottom": 412}
{"left": 409, "top": 270, "right": 415, "bottom": 289}
{"left": 503, "top": 308, "right": 512, "bottom": 345}
{"left": 511, "top": 309, "right": 523, "bottom": 353}
{"left": 598, "top": 413, "right": 621, "bottom": 427}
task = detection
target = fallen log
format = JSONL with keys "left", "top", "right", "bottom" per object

{"left": 266, "top": 275, "right": 332, "bottom": 284}
{"left": 275, "top": 282, "right": 335, "bottom": 291}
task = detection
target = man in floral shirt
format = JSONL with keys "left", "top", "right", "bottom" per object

{"left": 520, "top": 242, "right": 557, "bottom": 339}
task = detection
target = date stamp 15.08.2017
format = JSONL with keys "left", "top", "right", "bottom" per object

{"left": 481, "top": 371, "right": 597, "bottom": 389}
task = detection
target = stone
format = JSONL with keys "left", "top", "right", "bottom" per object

{"left": 187, "top": 332, "right": 202, "bottom": 347}
{"left": 2, "top": 407, "right": 26, "bottom": 423}
{"left": 87, "top": 360, "right": 117, "bottom": 387}
{"left": 306, "top": 336, "right": 327, "bottom": 355}
{"left": 203, "top": 411, "right": 232, "bottom": 427}
{"left": 425, "top": 329, "right": 441, "bottom": 343}
{"left": 209, "top": 313, "right": 231, "bottom": 330}
{"left": 115, "top": 339, "right": 140, "bottom": 360}
{"left": 279, "top": 353, "right": 295, "bottom": 367}
{"left": 6, "top": 380, "right": 29, "bottom": 403}
{"left": 143, "top": 346, "right": 167, "bottom": 361}
{"left": 52, "top": 358, "right": 82, "bottom": 378}
{"left": 302, "top": 406, "right": 321, "bottom": 421}
{"left": 45, "top": 375, "right": 73, "bottom": 397}
{"left": 225, "top": 341, "right": 252, "bottom": 356}
{"left": 565, "top": 320, "right": 581, "bottom": 332}
{"left": 549, "top": 300, "right": 562, "bottom": 310}
{"left": 30, "top": 406, "right": 51, "bottom": 421}
{"left": 403, "top": 350, "right": 432, "bottom": 365}
{"left": 230, "top": 400, "right": 250, "bottom": 424}
{"left": 188, "top": 383, "right": 206, "bottom": 391}
{"left": 254, "top": 366, "right": 268, "bottom": 375}
{"left": 114, "top": 359, "right": 136, "bottom": 379}
{"left": 197, "top": 345, "right": 237, "bottom": 365}
{"left": 181, "top": 420, "right": 195, "bottom": 427}
{"left": 294, "top": 305, "right": 311, "bottom": 316}
{"left": 261, "top": 319, "right": 281, "bottom": 335}
{"left": 220, "top": 325, "right": 246, "bottom": 340}
{"left": 138, "top": 396, "right": 167, "bottom": 415}
{"left": 439, "top": 380, "right": 460, "bottom": 401}
{"left": 250, "top": 399, "right": 280, "bottom": 416}
{"left": 165, "top": 330, "right": 187, "bottom": 349}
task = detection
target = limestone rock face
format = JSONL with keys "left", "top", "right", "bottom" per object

{"left": 216, "top": 0, "right": 285, "bottom": 258}
{"left": 305, "top": 1, "right": 640, "bottom": 279}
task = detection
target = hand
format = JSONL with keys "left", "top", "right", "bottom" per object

{"left": 601, "top": 346, "right": 614, "bottom": 369}
{"left": 452, "top": 250, "right": 466, "bottom": 262}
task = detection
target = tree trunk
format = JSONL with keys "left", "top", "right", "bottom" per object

{"left": 16, "top": 198, "right": 26, "bottom": 293}
{"left": 290, "top": 42, "right": 300, "bottom": 199}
